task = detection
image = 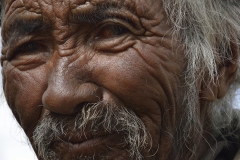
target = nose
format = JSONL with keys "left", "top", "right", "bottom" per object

{"left": 42, "top": 63, "right": 102, "bottom": 115}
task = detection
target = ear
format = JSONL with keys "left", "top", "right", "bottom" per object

{"left": 200, "top": 42, "right": 239, "bottom": 101}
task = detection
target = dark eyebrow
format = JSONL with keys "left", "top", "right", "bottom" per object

{"left": 71, "top": 10, "right": 107, "bottom": 24}
{"left": 4, "top": 18, "right": 48, "bottom": 44}
{"left": 71, "top": 3, "right": 136, "bottom": 24}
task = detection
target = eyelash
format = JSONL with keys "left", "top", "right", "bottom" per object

{"left": 6, "top": 41, "right": 45, "bottom": 60}
{"left": 95, "top": 24, "right": 129, "bottom": 39}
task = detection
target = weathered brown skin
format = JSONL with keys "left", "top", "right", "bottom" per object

{"left": 1, "top": 0, "right": 238, "bottom": 159}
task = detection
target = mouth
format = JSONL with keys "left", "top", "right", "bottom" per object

{"left": 33, "top": 102, "right": 148, "bottom": 159}
{"left": 50, "top": 131, "right": 121, "bottom": 157}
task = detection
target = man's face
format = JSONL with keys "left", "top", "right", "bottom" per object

{"left": 1, "top": 0, "right": 186, "bottom": 159}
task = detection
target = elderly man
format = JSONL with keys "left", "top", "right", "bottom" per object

{"left": 1, "top": 0, "right": 240, "bottom": 159}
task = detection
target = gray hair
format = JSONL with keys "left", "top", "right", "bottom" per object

{"left": 33, "top": 102, "right": 152, "bottom": 160}
{"left": 162, "top": 0, "right": 240, "bottom": 157}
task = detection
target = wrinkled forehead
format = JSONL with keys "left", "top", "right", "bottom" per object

{"left": 5, "top": 0, "right": 136, "bottom": 14}
{"left": 2, "top": 0, "right": 162, "bottom": 40}
{"left": 3, "top": 0, "right": 159, "bottom": 20}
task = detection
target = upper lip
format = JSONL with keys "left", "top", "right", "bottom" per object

{"left": 53, "top": 129, "right": 116, "bottom": 144}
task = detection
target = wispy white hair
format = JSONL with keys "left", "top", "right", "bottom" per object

{"left": 162, "top": 0, "right": 240, "bottom": 157}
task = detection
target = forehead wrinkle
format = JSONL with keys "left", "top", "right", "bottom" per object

{"left": 35, "top": 0, "right": 75, "bottom": 40}
{"left": 4, "top": 0, "right": 18, "bottom": 15}
{"left": 40, "top": 0, "right": 138, "bottom": 41}
{"left": 70, "top": 5, "right": 133, "bottom": 24}
{"left": 70, "top": 0, "right": 162, "bottom": 31}
{"left": 2, "top": 0, "right": 43, "bottom": 44}
{"left": 3, "top": 0, "right": 156, "bottom": 42}
{"left": 5, "top": 0, "right": 42, "bottom": 17}
{"left": 71, "top": 0, "right": 137, "bottom": 14}
{"left": 4, "top": 0, "right": 24, "bottom": 21}
{"left": 37, "top": 0, "right": 67, "bottom": 24}
{"left": 69, "top": 0, "right": 142, "bottom": 28}
{"left": 22, "top": 0, "right": 42, "bottom": 13}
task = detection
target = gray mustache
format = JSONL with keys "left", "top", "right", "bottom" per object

{"left": 33, "top": 101, "right": 151, "bottom": 160}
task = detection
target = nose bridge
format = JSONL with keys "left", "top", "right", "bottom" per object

{"left": 47, "top": 57, "right": 87, "bottom": 97}
{"left": 42, "top": 57, "right": 101, "bottom": 115}
{"left": 48, "top": 59, "right": 75, "bottom": 95}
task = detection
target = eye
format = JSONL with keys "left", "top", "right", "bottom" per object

{"left": 16, "top": 42, "right": 41, "bottom": 54}
{"left": 96, "top": 25, "right": 129, "bottom": 39}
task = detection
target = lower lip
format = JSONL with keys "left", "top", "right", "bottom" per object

{"left": 52, "top": 133, "right": 118, "bottom": 155}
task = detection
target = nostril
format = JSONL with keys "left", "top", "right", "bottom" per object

{"left": 74, "top": 102, "right": 88, "bottom": 113}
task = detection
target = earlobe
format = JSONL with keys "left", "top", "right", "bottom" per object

{"left": 200, "top": 41, "right": 239, "bottom": 101}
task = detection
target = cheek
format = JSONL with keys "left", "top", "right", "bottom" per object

{"left": 91, "top": 51, "right": 161, "bottom": 112}
{"left": 2, "top": 64, "right": 48, "bottom": 137}
{"left": 90, "top": 53, "right": 163, "bottom": 150}
{"left": 92, "top": 45, "right": 184, "bottom": 115}
{"left": 90, "top": 43, "right": 185, "bottom": 145}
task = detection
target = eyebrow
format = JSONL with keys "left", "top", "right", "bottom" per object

{"left": 4, "top": 2, "right": 136, "bottom": 43}
{"left": 71, "top": 3, "right": 136, "bottom": 24}
{"left": 4, "top": 18, "right": 48, "bottom": 44}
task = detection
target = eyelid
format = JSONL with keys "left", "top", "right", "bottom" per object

{"left": 104, "top": 10, "right": 146, "bottom": 35}
{"left": 4, "top": 36, "right": 34, "bottom": 60}
{"left": 100, "top": 18, "right": 144, "bottom": 35}
{"left": 17, "top": 42, "right": 39, "bottom": 53}
{"left": 88, "top": 18, "right": 142, "bottom": 42}
{"left": 96, "top": 21, "right": 129, "bottom": 36}
{"left": 93, "top": 34, "right": 135, "bottom": 52}
{"left": 5, "top": 36, "right": 48, "bottom": 60}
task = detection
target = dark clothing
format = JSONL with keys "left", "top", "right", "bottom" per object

{"left": 202, "top": 141, "right": 240, "bottom": 160}
{"left": 202, "top": 113, "right": 240, "bottom": 160}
